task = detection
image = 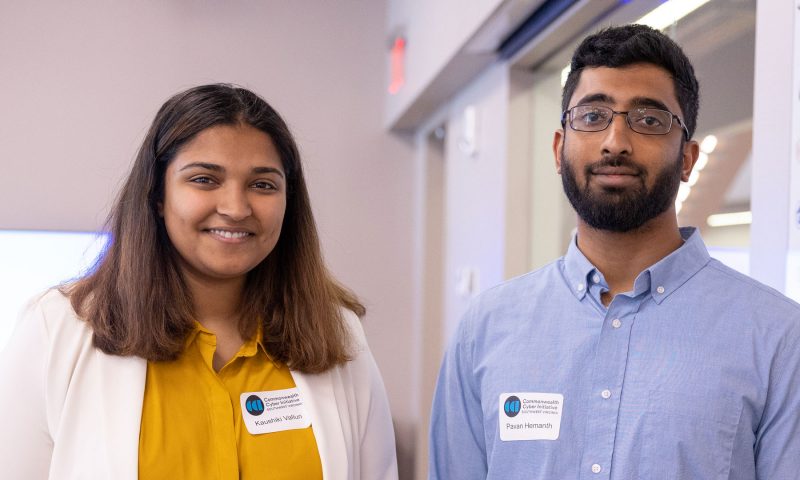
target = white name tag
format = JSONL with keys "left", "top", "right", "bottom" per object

{"left": 240, "top": 387, "right": 311, "bottom": 435}
{"left": 499, "top": 392, "right": 563, "bottom": 441}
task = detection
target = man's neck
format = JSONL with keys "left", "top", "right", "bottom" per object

{"left": 575, "top": 212, "right": 684, "bottom": 305}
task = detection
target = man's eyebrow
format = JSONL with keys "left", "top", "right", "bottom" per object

{"left": 574, "top": 94, "right": 673, "bottom": 113}
{"left": 628, "top": 96, "right": 671, "bottom": 112}
{"left": 575, "top": 93, "right": 614, "bottom": 105}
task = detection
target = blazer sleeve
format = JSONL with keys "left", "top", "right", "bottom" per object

{"left": 0, "top": 293, "right": 55, "bottom": 480}
{"left": 343, "top": 311, "right": 399, "bottom": 480}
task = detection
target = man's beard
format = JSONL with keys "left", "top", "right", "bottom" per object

{"left": 560, "top": 146, "right": 683, "bottom": 232}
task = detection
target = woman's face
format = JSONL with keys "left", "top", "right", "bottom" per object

{"left": 160, "top": 123, "right": 287, "bottom": 286}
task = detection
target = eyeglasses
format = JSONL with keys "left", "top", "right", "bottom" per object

{"left": 561, "top": 105, "right": 689, "bottom": 140}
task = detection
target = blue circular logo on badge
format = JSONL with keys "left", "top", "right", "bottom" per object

{"left": 245, "top": 395, "right": 265, "bottom": 416}
{"left": 504, "top": 396, "right": 521, "bottom": 417}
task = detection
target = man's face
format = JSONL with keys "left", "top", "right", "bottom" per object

{"left": 553, "top": 63, "right": 699, "bottom": 232}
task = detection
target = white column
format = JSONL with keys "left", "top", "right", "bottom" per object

{"left": 750, "top": 0, "right": 799, "bottom": 292}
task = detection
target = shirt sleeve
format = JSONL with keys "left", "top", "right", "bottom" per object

{"left": 754, "top": 323, "right": 800, "bottom": 479}
{"left": 0, "top": 296, "right": 54, "bottom": 480}
{"left": 429, "top": 307, "right": 487, "bottom": 479}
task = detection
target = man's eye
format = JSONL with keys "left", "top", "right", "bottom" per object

{"left": 641, "top": 116, "right": 663, "bottom": 126}
{"left": 580, "top": 110, "right": 606, "bottom": 124}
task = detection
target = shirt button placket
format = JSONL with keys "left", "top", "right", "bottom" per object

{"left": 581, "top": 305, "right": 632, "bottom": 480}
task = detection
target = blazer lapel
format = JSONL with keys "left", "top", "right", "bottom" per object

{"left": 96, "top": 351, "right": 146, "bottom": 480}
{"left": 292, "top": 369, "right": 348, "bottom": 479}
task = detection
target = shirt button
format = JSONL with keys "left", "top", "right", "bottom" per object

{"left": 611, "top": 318, "right": 622, "bottom": 329}
{"left": 592, "top": 274, "right": 600, "bottom": 283}
{"left": 591, "top": 463, "right": 602, "bottom": 474}
{"left": 601, "top": 389, "right": 612, "bottom": 399}
{"left": 656, "top": 285, "right": 665, "bottom": 294}
{"left": 577, "top": 283, "right": 585, "bottom": 292}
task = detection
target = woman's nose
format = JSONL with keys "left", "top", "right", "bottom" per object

{"left": 216, "top": 186, "right": 252, "bottom": 220}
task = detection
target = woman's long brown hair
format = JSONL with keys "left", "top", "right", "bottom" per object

{"left": 64, "top": 84, "right": 364, "bottom": 373}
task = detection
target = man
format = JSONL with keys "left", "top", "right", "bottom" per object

{"left": 429, "top": 24, "right": 800, "bottom": 479}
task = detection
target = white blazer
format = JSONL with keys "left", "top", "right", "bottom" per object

{"left": 0, "top": 290, "right": 398, "bottom": 480}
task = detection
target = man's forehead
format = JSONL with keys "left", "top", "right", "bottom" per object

{"left": 569, "top": 64, "right": 681, "bottom": 112}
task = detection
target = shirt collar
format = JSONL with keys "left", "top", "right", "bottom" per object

{"left": 643, "top": 226, "right": 711, "bottom": 304}
{"left": 563, "top": 234, "right": 599, "bottom": 301}
{"left": 187, "top": 321, "right": 274, "bottom": 367}
{"left": 563, "top": 226, "right": 711, "bottom": 303}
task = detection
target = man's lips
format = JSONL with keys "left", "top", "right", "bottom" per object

{"left": 590, "top": 166, "right": 639, "bottom": 176}
{"left": 587, "top": 163, "right": 643, "bottom": 188}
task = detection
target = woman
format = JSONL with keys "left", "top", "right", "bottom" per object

{"left": 0, "top": 84, "right": 398, "bottom": 479}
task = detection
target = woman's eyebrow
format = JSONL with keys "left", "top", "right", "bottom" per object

{"left": 177, "top": 163, "right": 284, "bottom": 179}
{"left": 252, "top": 166, "right": 285, "bottom": 178}
{"left": 179, "top": 162, "right": 224, "bottom": 172}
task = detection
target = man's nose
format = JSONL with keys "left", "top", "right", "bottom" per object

{"left": 600, "top": 113, "right": 634, "bottom": 157}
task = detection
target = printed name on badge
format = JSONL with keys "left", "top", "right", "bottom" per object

{"left": 499, "top": 392, "right": 563, "bottom": 441}
{"left": 240, "top": 387, "right": 311, "bottom": 435}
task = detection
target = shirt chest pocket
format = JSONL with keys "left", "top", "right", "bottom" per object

{"left": 640, "top": 388, "right": 742, "bottom": 480}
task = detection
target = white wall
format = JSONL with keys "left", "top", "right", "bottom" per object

{"left": 0, "top": 0, "right": 417, "bottom": 469}
{"left": 404, "top": 62, "right": 512, "bottom": 479}
{"left": 441, "top": 65, "right": 510, "bottom": 341}
{"left": 526, "top": 68, "right": 575, "bottom": 271}
{"left": 749, "top": 0, "right": 798, "bottom": 291}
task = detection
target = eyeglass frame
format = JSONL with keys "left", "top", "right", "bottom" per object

{"left": 561, "top": 105, "right": 690, "bottom": 141}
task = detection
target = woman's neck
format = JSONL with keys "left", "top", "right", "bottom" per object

{"left": 181, "top": 270, "right": 247, "bottom": 371}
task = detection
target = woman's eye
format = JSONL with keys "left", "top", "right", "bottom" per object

{"left": 252, "top": 181, "right": 276, "bottom": 190}
{"left": 190, "top": 176, "right": 215, "bottom": 185}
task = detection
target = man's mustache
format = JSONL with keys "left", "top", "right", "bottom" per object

{"left": 585, "top": 156, "right": 645, "bottom": 176}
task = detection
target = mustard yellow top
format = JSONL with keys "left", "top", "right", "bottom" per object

{"left": 138, "top": 323, "right": 323, "bottom": 479}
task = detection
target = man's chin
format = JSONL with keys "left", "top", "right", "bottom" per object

{"left": 585, "top": 190, "right": 637, "bottom": 207}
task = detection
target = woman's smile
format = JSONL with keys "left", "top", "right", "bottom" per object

{"left": 205, "top": 228, "right": 255, "bottom": 242}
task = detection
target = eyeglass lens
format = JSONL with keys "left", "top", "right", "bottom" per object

{"left": 569, "top": 106, "right": 673, "bottom": 135}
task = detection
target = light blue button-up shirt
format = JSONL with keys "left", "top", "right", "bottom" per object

{"left": 430, "top": 228, "right": 800, "bottom": 479}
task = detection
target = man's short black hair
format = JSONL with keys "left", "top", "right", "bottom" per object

{"left": 562, "top": 24, "right": 700, "bottom": 139}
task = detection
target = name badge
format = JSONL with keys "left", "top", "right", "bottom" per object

{"left": 499, "top": 392, "right": 563, "bottom": 441}
{"left": 240, "top": 387, "right": 311, "bottom": 435}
